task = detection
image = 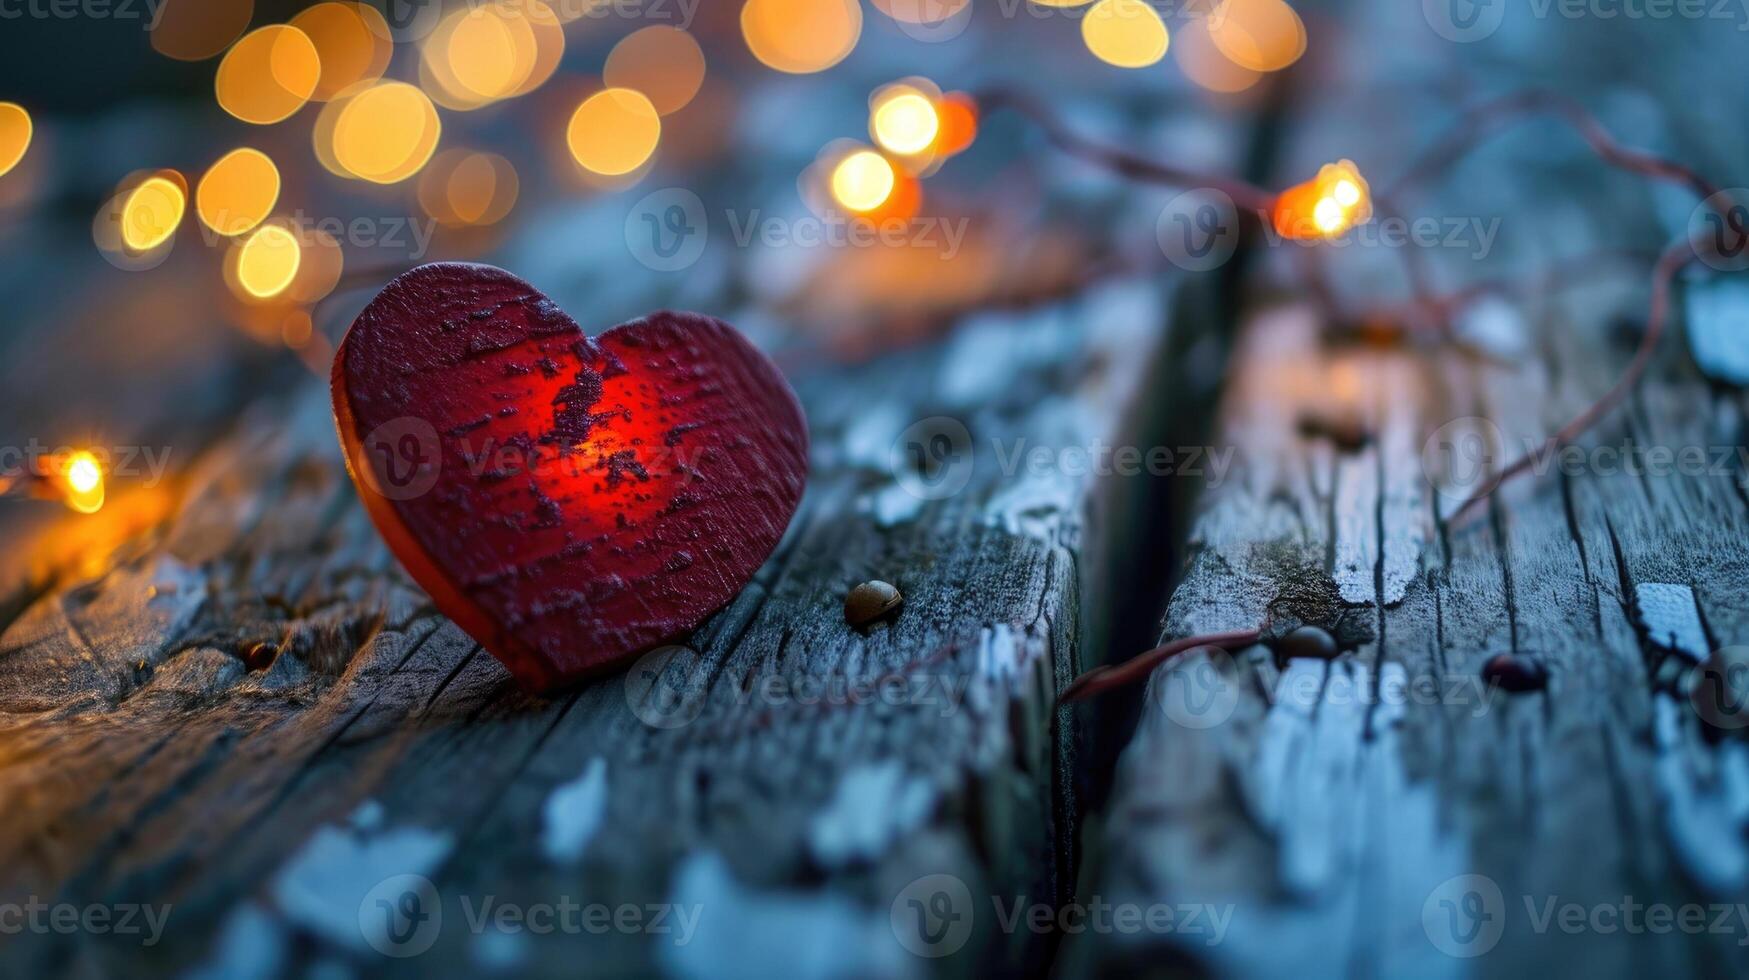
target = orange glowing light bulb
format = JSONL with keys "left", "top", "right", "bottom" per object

{"left": 870, "top": 85, "right": 940, "bottom": 157}
{"left": 64, "top": 450, "right": 105, "bottom": 514}
{"left": 830, "top": 149, "right": 896, "bottom": 213}
{"left": 1272, "top": 159, "right": 1371, "bottom": 240}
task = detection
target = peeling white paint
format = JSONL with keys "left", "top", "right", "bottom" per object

{"left": 839, "top": 402, "right": 908, "bottom": 471}
{"left": 542, "top": 757, "right": 609, "bottom": 864}
{"left": 808, "top": 762, "right": 937, "bottom": 866}
{"left": 659, "top": 852, "right": 910, "bottom": 980}
{"left": 1636, "top": 583, "right": 1709, "bottom": 662}
{"left": 1653, "top": 696, "right": 1749, "bottom": 895}
{"left": 270, "top": 803, "right": 453, "bottom": 953}
{"left": 1455, "top": 295, "right": 1530, "bottom": 358}
{"left": 859, "top": 485, "right": 924, "bottom": 528}
{"left": 972, "top": 625, "right": 1028, "bottom": 684}
{"left": 1685, "top": 270, "right": 1749, "bottom": 385}
{"left": 184, "top": 903, "right": 285, "bottom": 980}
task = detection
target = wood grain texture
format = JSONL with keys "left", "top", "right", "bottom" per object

{"left": 0, "top": 270, "right": 1182, "bottom": 978}
{"left": 333, "top": 263, "right": 809, "bottom": 690}
{"left": 1067, "top": 9, "right": 1749, "bottom": 979}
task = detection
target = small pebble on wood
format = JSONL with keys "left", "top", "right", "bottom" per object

{"left": 1274, "top": 626, "right": 1338, "bottom": 661}
{"left": 1482, "top": 653, "right": 1548, "bottom": 693}
{"left": 845, "top": 581, "right": 903, "bottom": 626}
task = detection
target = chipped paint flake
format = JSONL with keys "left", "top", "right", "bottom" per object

{"left": 541, "top": 757, "right": 609, "bottom": 863}
{"left": 1684, "top": 276, "right": 1749, "bottom": 385}
{"left": 1635, "top": 582, "right": 1709, "bottom": 661}
{"left": 659, "top": 852, "right": 908, "bottom": 980}
{"left": 860, "top": 484, "right": 925, "bottom": 528}
{"left": 808, "top": 762, "right": 936, "bottom": 866}
{"left": 270, "top": 804, "right": 453, "bottom": 953}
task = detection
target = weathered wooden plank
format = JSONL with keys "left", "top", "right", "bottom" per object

{"left": 1070, "top": 12, "right": 1749, "bottom": 979}
{"left": 0, "top": 261, "right": 1188, "bottom": 978}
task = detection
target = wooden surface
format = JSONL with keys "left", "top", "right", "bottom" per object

{"left": 0, "top": 263, "right": 1198, "bottom": 977}
{"left": 4, "top": 4, "right": 1749, "bottom": 979}
{"left": 1069, "top": 7, "right": 1749, "bottom": 980}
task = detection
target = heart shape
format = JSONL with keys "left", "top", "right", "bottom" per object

{"left": 331, "top": 263, "right": 808, "bottom": 691}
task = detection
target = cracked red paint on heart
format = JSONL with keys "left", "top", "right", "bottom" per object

{"left": 332, "top": 263, "right": 808, "bottom": 692}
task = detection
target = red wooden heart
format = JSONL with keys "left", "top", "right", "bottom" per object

{"left": 331, "top": 263, "right": 808, "bottom": 692}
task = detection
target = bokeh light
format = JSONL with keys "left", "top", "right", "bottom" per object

{"left": 830, "top": 149, "right": 897, "bottom": 213}
{"left": 1208, "top": 0, "right": 1307, "bottom": 73}
{"left": 935, "top": 93, "right": 979, "bottom": 156}
{"left": 232, "top": 223, "right": 302, "bottom": 299}
{"left": 1174, "top": 20, "right": 1262, "bottom": 93}
{"left": 419, "top": 149, "right": 520, "bottom": 227}
{"left": 287, "top": 228, "right": 345, "bottom": 304}
{"left": 1082, "top": 0, "right": 1170, "bottom": 68}
{"left": 1272, "top": 159, "right": 1372, "bottom": 240}
{"left": 290, "top": 2, "right": 393, "bottom": 101}
{"left": 445, "top": 7, "right": 535, "bottom": 101}
{"left": 0, "top": 103, "right": 31, "bottom": 178}
{"left": 511, "top": 2, "right": 567, "bottom": 98}
{"left": 63, "top": 451, "right": 104, "bottom": 514}
{"left": 282, "top": 309, "right": 314, "bottom": 348}
{"left": 870, "top": 85, "right": 940, "bottom": 156}
{"left": 871, "top": 0, "right": 971, "bottom": 23}
{"left": 566, "top": 88, "right": 661, "bottom": 177}
{"left": 150, "top": 0, "right": 254, "bottom": 62}
{"left": 605, "top": 27, "right": 706, "bottom": 116}
{"left": 215, "top": 25, "right": 322, "bottom": 125}
{"left": 420, "top": 3, "right": 562, "bottom": 111}
{"left": 742, "top": 0, "right": 862, "bottom": 74}
{"left": 315, "top": 81, "right": 442, "bottom": 183}
{"left": 196, "top": 148, "right": 280, "bottom": 237}
{"left": 120, "top": 176, "right": 186, "bottom": 252}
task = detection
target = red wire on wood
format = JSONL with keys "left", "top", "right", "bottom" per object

{"left": 988, "top": 86, "right": 1740, "bottom": 525}
{"left": 987, "top": 88, "right": 1740, "bottom": 697}
{"left": 1058, "top": 629, "right": 1262, "bottom": 703}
